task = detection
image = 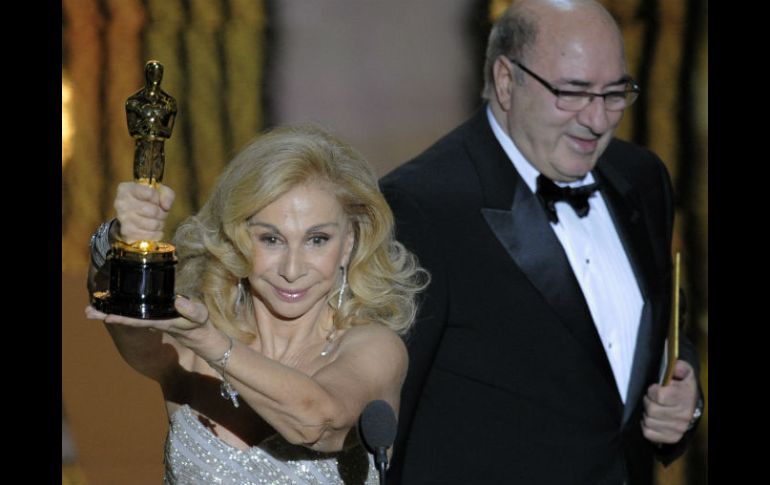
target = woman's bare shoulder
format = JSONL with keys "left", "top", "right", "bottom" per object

{"left": 333, "top": 323, "right": 408, "bottom": 378}
{"left": 339, "top": 322, "right": 405, "bottom": 350}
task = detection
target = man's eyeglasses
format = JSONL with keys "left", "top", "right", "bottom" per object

{"left": 508, "top": 58, "right": 640, "bottom": 112}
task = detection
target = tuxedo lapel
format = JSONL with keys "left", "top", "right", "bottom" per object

{"left": 481, "top": 187, "right": 619, "bottom": 398}
{"left": 465, "top": 111, "right": 618, "bottom": 398}
{"left": 595, "top": 157, "right": 660, "bottom": 425}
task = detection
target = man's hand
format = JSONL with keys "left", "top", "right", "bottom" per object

{"left": 641, "top": 360, "right": 699, "bottom": 444}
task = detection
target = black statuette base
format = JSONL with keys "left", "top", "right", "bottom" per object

{"left": 93, "top": 257, "right": 179, "bottom": 319}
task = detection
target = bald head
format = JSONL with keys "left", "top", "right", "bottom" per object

{"left": 482, "top": 0, "right": 624, "bottom": 100}
{"left": 485, "top": 0, "right": 632, "bottom": 181}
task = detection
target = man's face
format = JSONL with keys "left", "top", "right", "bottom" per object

{"left": 499, "top": 15, "right": 629, "bottom": 182}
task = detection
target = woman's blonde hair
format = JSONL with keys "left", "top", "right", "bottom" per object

{"left": 173, "top": 124, "right": 428, "bottom": 341}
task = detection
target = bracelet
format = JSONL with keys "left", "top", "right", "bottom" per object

{"left": 206, "top": 334, "right": 240, "bottom": 408}
{"left": 90, "top": 219, "right": 116, "bottom": 268}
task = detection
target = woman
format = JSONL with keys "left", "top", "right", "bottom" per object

{"left": 86, "top": 125, "right": 428, "bottom": 484}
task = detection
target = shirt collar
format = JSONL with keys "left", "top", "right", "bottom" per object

{"left": 485, "top": 104, "right": 596, "bottom": 192}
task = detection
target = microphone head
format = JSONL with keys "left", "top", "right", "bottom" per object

{"left": 358, "top": 399, "right": 397, "bottom": 454}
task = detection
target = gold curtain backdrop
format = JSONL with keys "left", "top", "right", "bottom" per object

{"left": 62, "top": 1, "right": 706, "bottom": 483}
{"left": 62, "top": 0, "right": 266, "bottom": 274}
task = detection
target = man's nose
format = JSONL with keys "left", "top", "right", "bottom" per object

{"left": 576, "top": 95, "right": 611, "bottom": 135}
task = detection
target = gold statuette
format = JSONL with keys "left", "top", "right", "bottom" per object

{"left": 92, "top": 60, "right": 179, "bottom": 319}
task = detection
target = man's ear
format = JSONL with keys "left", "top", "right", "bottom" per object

{"left": 492, "top": 56, "right": 515, "bottom": 112}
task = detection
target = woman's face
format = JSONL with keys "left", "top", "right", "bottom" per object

{"left": 246, "top": 183, "right": 354, "bottom": 321}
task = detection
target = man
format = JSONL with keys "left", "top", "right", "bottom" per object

{"left": 380, "top": 1, "right": 703, "bottom": 484}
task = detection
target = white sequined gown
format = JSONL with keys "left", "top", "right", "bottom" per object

{"left": 164, "top": 404, "right": 379, "bottom": 485}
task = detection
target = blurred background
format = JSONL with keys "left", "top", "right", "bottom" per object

{"left": 62, "top": 0, "right": 707, "bottom": 483}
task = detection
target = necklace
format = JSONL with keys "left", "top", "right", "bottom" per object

{"left": 320, "top": 327, "right": 337, "bottom": 357}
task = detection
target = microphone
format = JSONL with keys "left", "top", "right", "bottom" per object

{"left": 359, "top": 400, "right": 397, "bottom": 485}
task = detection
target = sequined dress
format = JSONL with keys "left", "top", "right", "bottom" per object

{"left": 164, "top": 404, "right": 379, "bottom": 484}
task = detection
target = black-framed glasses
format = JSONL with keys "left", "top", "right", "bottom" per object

{"left": 508, "top": 58, "right": 640, "bottom": 112}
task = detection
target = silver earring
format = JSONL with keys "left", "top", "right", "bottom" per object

{"left": 337, "top": 266, "right": 347, "bottom": 310}
{"left": 234, "top": 279, "right": 246, "bottom": 311}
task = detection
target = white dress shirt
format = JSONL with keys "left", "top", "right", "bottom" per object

{"left": 487, "top": 107, "right": 643, "bottom": 402}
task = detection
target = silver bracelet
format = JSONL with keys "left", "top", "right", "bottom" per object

{"left": 90, "top": 219, "right": 116, "bottom": 268}
{"left": 206, "top": 334, "right": 240, "bottom": 408}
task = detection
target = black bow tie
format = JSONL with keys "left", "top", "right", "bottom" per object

{"left": 536, "top": 174, "right": 600, "bottom": 223}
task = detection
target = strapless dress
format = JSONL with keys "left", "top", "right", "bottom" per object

{"left": 164, "top": 404, "right": 378, "bottom": 484}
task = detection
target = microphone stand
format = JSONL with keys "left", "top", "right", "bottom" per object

{"left": 375, "top": 447, "right": 388, "bottom": 485}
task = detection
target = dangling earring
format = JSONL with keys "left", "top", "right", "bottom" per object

{"left": 234, "top": 279, "right": 246, "bottom": 312}
{"left": 337, "top": 266, "right": 347, "bottom": 310}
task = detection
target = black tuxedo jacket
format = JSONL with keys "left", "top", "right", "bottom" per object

{"left": 380, "top": 109, "right": 700, "bottom": 485}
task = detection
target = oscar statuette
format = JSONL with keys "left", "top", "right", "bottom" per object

{"left": 92, "top": 60, "right": 179, "bottom": 319}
